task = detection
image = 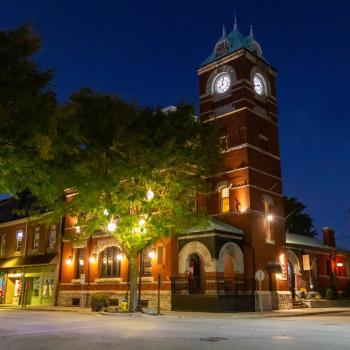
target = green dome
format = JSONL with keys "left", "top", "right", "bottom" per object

{"left": 201, "top": 26, "right": 264, "bottom": 67}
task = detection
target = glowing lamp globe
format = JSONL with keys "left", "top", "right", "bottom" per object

{"left": 107, "top": 222, "right": 117, "bottom": 232}
{"left": 146, "top": 190, "right": 154, "bottom": 201}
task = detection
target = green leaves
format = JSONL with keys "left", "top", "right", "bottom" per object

{"left": 0, "top": 25, "right": 220, "bottom": 259}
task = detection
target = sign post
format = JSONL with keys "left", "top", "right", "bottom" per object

{"left": 255, "top": 269, "right": 265, "bottom": 313}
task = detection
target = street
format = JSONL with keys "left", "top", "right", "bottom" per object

{"left": 0, "top": 309, "right": 350, "bottom": 350}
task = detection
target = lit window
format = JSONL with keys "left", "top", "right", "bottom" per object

{"left": 100, "top": 246, "right": 121, "bottom": 278}
{"left": 221, "top": 187, "right": 230, "bottom": 213}
{"left": 32, "top": 227, "right": 40, "bottom": 250}
{"left": 0, "top": 234, "right": 6, "bottom": 255}
{"left": 16, "top": 230, "right": 24, "bottom": 252}
{"left": 142, "top": 248, "right": 153, "bottom": 277}
{"left": 75, "top": 248, "right": 85, "bottom": 279}
{"left": 49, "top": 225, "right": 57, "bottom": 248}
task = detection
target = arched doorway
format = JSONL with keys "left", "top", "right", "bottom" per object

{"left": 188, "top": 253, "right": 202, "bottom": 294}
{"left": 287, "top": 261, "right": 296, "bottom": 299}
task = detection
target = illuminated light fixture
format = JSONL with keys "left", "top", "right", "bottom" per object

{"left": 89, "top": 254, "right": 97, "bottom": 263}
{"left": 267, "top": 214, "right": 274, "bottom": 222}
{"left": 139, "top": 218, "right": 146, "bottom": 227}
{"left": 239, "top": 207, "right": 247, "bottom": 213}
{"left": 75, "top": 226, "right": 81, "bottom": 233}
{"left": 66, "top": 256, "right": 73, "bottom": 265}
{"left": 148, "top": 250, "right": 156, "bottom": 259}
{"left": 107, "top": 222, "right": 117, "bottom": 232}
{"left": 17, "top": 231, "right": 23, "bottom": 239}
{"left": 79, "top": 259, "right": 84, "bottom": 266}
{"left": 279, "top": 254, "right": 285, "bottom": 265}
{"left": 336, "top": 262, "right": 344, "bottom": 267}
{"left": 116, "top": 254, "right": 123, "bottom": 261}
{"left": 146, "top": 189, "right": 154, "bottom": 201}
{"left": 275, "top": 273, "right": 282, "bottom": 280}
{"left": 103, "top": 209, "right": 109, "bottom": 216}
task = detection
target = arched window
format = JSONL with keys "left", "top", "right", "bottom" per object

{"left": 100, "top": 246, "right": 122, "bottom": 278}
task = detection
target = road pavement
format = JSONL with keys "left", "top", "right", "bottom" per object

{"left": 0, "top": 308, "right": 349, "bottom": 350}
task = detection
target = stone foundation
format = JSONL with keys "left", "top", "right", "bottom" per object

{"left": 57, "top": 290, "right": 171, "bottom": 311}
{"left": 255, "top": 291, "right": 272, "bottom": 311}
{"left": 271, "top": 291, "right": 293, "bottom": 310}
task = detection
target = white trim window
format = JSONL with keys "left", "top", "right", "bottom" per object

{"left": 16, "top": 230, "right": 24, "bottom": 252}
{"left": 0, "top": 234, "right": 6, "bottom": 255}
{"left": 49, "top": 225, "right": 57, "bottom": 248}
{"left": 32, "top": 227, "right": 40, "bottom": 250}
{"left": 221, "top": 187, "right": 230, "bottom": 213}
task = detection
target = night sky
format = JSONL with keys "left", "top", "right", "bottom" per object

{"left": 1, "top": 1, "right": 349, "bottom": 247}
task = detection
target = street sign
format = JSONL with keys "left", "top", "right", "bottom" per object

{"left": 255, "top": 269, "right": 265, "bottom": 282}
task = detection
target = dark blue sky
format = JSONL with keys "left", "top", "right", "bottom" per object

{"left": 1, "top": 0, "right": 349, "bottom": 246}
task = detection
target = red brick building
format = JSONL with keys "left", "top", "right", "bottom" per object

{"left": 0, "top": 196, "right": 61, "bottom": 306}
{"left": 4, "top": 23, "right": 348, "bottom": 311}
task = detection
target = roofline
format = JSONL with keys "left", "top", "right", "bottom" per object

{"left": 198, "top": 48, "right": 277, "bottom": 74}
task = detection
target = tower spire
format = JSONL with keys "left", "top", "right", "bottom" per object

{"left": 222, "top": 24, "right": 226, "bottom": 38}
{"left": 233, "top": 12, "right": 237, "bottom": 31}
{"left": 250, "top": 24, "right": 254, "bottom": 38}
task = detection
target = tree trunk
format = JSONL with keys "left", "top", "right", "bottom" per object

{"left": 128, "top": 255, "right": 139, "bottom": 312}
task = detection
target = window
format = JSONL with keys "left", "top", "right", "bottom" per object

{"left": 32, "top": 227, "right": 40, "bottom": 250}
{"left": 100, "top": 246, "right": 121, "bottom": 278}
{"left": 259, "top": 134, "right": 268, "bottom": 152}
{"left": 75, "top": 248, "right": 85, "bottom": 279}
{"left": 0, "top": 234, "right": 6, "bottom": 255}
{"left": 220, "top": 136, "right": 229, "bottom": 152}
{"left": 49, "top": 225, "right": 57, "bottom": 248}
{"left": 142, "top": 248, "right": 154, "bottom": 277}
{"left": 221, "top": 187, "right": 230, "bottom": 213}
{"left": 16, "top": 230, "right": 24, "bottom": 252}
{"left": 157, "top": 246, "right": 164, "bottom": 265}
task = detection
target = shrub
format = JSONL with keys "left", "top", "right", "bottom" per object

{"left": 90, "top": 294, "right": 109, "bottom": 312}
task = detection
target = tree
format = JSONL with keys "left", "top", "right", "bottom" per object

{"left": 51, "top": 90, "right": 219, "bottom": 310}
{"left": 284, "top": 196, "right": 316, "bottom": 237}
{"left": 0, "top": 25, "right": 57, "bottom": 195}
{"left": 0, "top": 25, "right": 220, "bottom": 311}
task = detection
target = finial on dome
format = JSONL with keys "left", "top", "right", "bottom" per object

{"left": 222, "top": 24, "right": 226, "bottom": 38}
{"left": 233, "top": 12, "right": 238, "bottom": 30}
{"left": 250, "top": 24, "right": 254, "bottom": 38}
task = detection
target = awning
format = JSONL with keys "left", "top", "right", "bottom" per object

{"left": 0, "top": 253, "right": 57, "bottom": 269}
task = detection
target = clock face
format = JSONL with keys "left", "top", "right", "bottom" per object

{"left": 253, "top": 74, "right": 265, "bottom": 96}
{"left": 214, "top": 73, "right": 231, "bottom": 94}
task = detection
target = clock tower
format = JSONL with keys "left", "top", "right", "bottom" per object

{"left": 198, "top": 22, "right": 292, "bottom": 309}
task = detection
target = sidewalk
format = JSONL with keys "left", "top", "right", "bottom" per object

{"left": 0, "top": 304, "right": 349, "bottom": 318}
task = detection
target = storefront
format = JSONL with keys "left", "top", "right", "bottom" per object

{"left": 0, "top": 254, "right": 58, "bottom": 306}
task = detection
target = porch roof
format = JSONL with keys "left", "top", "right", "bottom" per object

{"left": 286, "top": 232, "right": 331, "bottom": 250}
{"left": 184, "top": 219, "right": 243, "bottom": 236}
{"left": 0, "top": 253, "right": 57, "bottom": 269}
